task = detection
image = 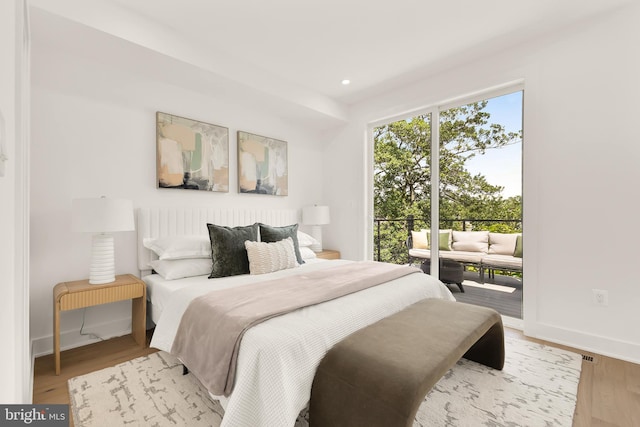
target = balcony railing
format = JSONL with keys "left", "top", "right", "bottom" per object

{"left": 373, "top": 215, "right": 522, "bottom": 263}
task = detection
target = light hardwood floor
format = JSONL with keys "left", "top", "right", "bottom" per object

{"left": 33, "top": 328, "right": 640, "bottom": 427}
{"left": 33, "top": 332, "right": 158, "bottom": 427}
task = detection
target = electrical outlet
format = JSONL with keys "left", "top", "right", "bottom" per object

{"left": 592, "top": 289, "right": 608, "bottom": 306}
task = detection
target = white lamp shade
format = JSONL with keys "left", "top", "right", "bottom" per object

{"left": 72, "top": 198, "right": 135, "bottom": 233}
{"left": 302, "top": 205, "right": 330, "bottom": 225}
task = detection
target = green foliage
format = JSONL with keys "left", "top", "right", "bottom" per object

{"left": 374, "top": 101, "right": 522, "bottom": 265}
{"left": 487, "top": 222, "right": 518, "bottom": 234}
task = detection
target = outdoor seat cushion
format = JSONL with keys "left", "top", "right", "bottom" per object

{"left": 409, "top": 248, "right": 431, "bottom": 259}
{"left": 440, "top": 250, "right": 484, "bottom": 264}
{"left": 410, "top": 248, "right": 483, "bottom": 264}
{"left": 481, "top": 254, "right": 522, "bottom": 270}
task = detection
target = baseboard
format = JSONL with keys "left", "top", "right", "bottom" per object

{"left": 32, "top": 317, "right": 133, "bottom": 358}
{"left": 501, "top": 315, "right": 523, "bottom": 330}
{"left": 527, "top": 322, "right": 640, "bottom": 365}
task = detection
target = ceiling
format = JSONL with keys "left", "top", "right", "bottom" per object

{"left": 29, "top": 0, "right": 630, "bottom": 127}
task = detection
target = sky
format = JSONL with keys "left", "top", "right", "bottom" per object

{"left": 462, "top": 91, "right": 523, "bottom": 197}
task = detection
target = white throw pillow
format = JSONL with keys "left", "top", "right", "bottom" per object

{"left": 245, "top": 237, "right": 298, "bottom": 275}
{"left": 297, "top": 231, "right": 320, "bottom": 248}
{"left": 452, "top": 231, "right": 489, "bottom": 253}
{"left": 299, "top": 246, "right": 317, "bottom": 260}
{"left": 143, "top": 236, "right": 211, "bottom": 260}
{"left": 488, "top": 233, "right": 519, "bottom": 255}
{"left": 411, "top": 230, "right": 428, "bottom": 249}
{"left": 150, "top": 258, "right": 213, "bottom": 280}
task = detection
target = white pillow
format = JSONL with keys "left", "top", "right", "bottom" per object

{"left": 245, "top": 237, "right": 298, "bottom": 275}
{"left": 150, "top": 258, "right": 213, "bottom": 280}
{"left": 143, "top": 236, "right": 211, "bottom": 260}
{"left": 297, "top": 231, "right": 320, "bottom": 248}
{"left": 411, "top": 230, "right": 428, "bottom": 249}
{"left": 452, "top": 231, "right": 489, "bottom": 253}
{"left": 488, "top": 233, "right": 519, "bottom": 255}
{"left": 299, "top": 246, "right": 317, "bottom": 260}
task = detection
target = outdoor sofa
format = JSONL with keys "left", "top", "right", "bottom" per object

{"left": 408, "top": 230, "right": 522, "bottom": 283}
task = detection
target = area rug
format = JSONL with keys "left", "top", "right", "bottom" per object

{"left": 68, "top": 336, "right": 582, "bottom": 426}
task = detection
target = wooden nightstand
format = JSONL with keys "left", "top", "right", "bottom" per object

{"left": 315, "top": 249, "right": 340, "bottom": 260}
{"left": 53, "top": 274, "right": 146, "bottom": 375}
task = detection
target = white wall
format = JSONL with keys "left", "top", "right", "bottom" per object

{"left": 30, "top": 35, "right": 327, "bottom": 355}
{"left": 0, "top": 0, "right": 30, "bottom": 403}
{"left": 0, "top": 0, "right": 18, "bottom": 401}
{"left": 324, "top": 4, "right": 640, "bottom": 363}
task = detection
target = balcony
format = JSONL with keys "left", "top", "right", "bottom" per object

{"left": 374, "top": 216, "right": 522, "bottom": 319}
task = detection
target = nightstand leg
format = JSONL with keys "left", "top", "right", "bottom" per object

{"left": 54, "top": 302, "right": 60, "bottom": 375}
{"left": 131, "top": 296, "right": 146, "bottom": 347}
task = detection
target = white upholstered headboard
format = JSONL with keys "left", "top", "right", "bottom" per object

{"left": 137, "top": 206, "right": 299, "bottom": 276}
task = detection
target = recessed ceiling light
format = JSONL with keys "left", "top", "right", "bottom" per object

{"left": 341, "top": 79, "right": 351, "bottom": 85}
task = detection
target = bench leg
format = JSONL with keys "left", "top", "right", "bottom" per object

{"left": 456, "top": 282, "right": 465, "bottom": 293}
{"left": 462, "top": 321, "right": 505, "bottom": 370}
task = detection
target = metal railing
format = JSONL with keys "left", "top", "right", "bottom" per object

{"left": 373, "top": 215, "right": 522, "bottom": 262}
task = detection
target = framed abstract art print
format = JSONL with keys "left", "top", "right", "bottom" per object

{"left": 156, "top": 112, "right": 229, "bottom": 192}
{"left": 237, "top": 131, "right": 288, "bottom": 196}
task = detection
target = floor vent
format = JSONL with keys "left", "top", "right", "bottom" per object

{"left": 582, "top": 354, "right": 594, "bottom": 363}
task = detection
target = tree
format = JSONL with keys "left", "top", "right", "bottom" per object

{"left": 374, "top": 101, "right": 522, "bottom": 263}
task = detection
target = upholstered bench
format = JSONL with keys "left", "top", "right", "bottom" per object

{"left": 309, "top": 299, "right": 504, "bottom": 427}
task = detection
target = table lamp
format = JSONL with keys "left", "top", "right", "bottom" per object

{"left": 72, "top": 197, "right": 135, "bottom": 284}
{"left": 302, "top": 205, "right": 330, "bottom": 252}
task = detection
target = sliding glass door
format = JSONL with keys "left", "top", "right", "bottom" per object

{"left": 438, "top": 92, "right": 523, "bottom": 318}
{"left": 372, "top": 88, "right": 523, "bottom": 319}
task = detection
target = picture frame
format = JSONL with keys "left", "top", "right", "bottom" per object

{"left": 156, "top": 112, "right": 229, "bottom": 192}
{"left": 237, "top": 131, "right": 288, "bottom": 196}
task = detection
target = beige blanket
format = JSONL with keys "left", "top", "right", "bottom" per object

{"left": 171, "top": 261, "right": 420, "bottom": 396}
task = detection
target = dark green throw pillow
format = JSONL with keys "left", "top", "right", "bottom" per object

{"left": 207, "top": 223, "right": 259, "bottom": 278}
{"left": 514, "top": 234, "right": 523, "bottom": 258}
{"left": 258, "top": 223, "right": 305, "bottom": 265}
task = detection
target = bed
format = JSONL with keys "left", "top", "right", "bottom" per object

{"left": 137, "top": 206, "right": 455, "bottom": 427}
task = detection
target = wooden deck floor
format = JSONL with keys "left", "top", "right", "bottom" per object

{"left": 449, "top": 270, "right": 523, "bottom": 318}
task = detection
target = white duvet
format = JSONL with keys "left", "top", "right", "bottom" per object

{"left": 149, "top": 259, "right": 455, "bottom": 427}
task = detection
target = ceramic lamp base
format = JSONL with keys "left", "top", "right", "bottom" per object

{"left": 89, "top": 233, "right": 116, "bottom": 284}
{"left": 309, "top": 225, "right": 324, "bottom": 252}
